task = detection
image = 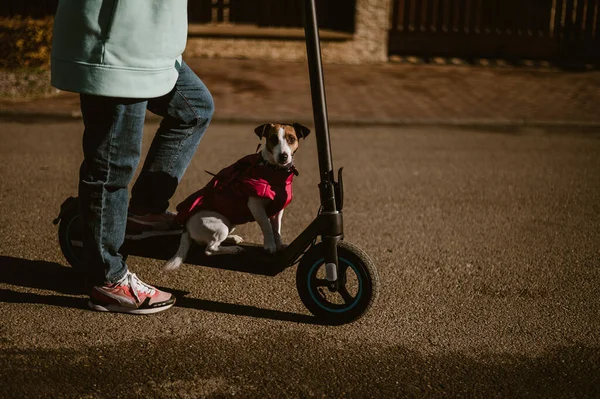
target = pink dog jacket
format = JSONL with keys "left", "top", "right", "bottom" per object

{"left": 175, "top": 154, "right": 296, "bottom": 225}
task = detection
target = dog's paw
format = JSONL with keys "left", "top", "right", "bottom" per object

{"left": 263, "top": 242, "right": 277, "bottom": 254}
{"left": 163, "top": 257, "right": 182, "bottom": 272}
{"left": 277, "top": 243, "right": 288, "bottom": 251}
{"left": 231, "top": 246, "right": 245, "bottom": 254}
{"left": 226, "top": 234, "right": 244, "bottom": 244}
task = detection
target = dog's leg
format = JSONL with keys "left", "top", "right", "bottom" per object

{"left": 204, "top": 224, "right": 243, "bottom": 254}
{"left": 181, "top": 211, "right": 243, "bottom": 257}
{"left": 224, "top": 227, "right": 244, "bottom": 244}
{"left": 224, "top": 235, "right": 244, "bottom": 244}
{"left": 163, "top": 230, "right": 192, "bottom": 271}
{"left": 205, "top": 242, "right": 244, "bottom": 255}
{"left": 194, "top": 212, "right": 243, "bottom": 256}
{"left": 248, "top": 197, "right": 277, "bottom": 254}
{"left": 270, "top": 209, "right": 285, "bottom": 250}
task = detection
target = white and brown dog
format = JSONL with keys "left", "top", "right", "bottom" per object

{"left": 163, "top": 123, "right": 310, "bottom": 271}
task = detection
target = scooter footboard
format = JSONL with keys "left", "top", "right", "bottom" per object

{"left": 121, "top": 236, "right": 285, "bottom": 276}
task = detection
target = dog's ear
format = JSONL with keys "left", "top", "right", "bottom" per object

{"left": 254, "top": 124, "right": 272, "bottom": 139}
{"left": 293, "top": 123, "right": 311, "bottom": 139}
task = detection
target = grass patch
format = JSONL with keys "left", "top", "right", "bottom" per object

{"left": 0, "top": 17, "right": 56, "bottom": 99}
{"left": 0, "top": 16, "right": 53, "bottom": 69}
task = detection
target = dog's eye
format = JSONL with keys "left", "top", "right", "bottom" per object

{"left": 269, "top": 135, "right": 279, "bottom": 146}
{"left": 287, "top": 136, "right": 296, "bottom": 144}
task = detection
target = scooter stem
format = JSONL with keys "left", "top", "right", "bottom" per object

{"left": 303, "top": 0, "right": 337, "bottom": 213}
{"left": 303, "top": 0, "right": 342, "bottom": 288}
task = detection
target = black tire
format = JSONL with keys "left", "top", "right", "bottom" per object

{"left": 58, "top": 209, "right": 86, "bottom": 271}
{"left": 296, "top": 241, "right": 379, "bottom": 325}
{"left": 58, "top": 209, "right": 130, "bottom": 271}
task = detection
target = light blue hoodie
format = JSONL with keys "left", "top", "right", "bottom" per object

{"left": 51, "top": 0, "right": 188, "bottom": 98}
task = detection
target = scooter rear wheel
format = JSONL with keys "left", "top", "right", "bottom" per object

{"left": 296, "top": 241, "right": 379, "bottom": 325}
{"left": 58, "top": 209, "right": 85, "bottom": 271}
{"left": 58, "top": 209, "right": 130, "bottom": 270}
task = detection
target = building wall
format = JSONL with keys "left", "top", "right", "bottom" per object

{"left": 184, "top": 0, "right": 390, "bottom": 64}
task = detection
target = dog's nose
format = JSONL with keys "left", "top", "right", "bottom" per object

{"left": 279, "top": 153, "right": 289, "bottom": 163}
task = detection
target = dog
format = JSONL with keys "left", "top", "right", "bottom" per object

{"left": 163, "top": 123, "right": 310, "bottom": 271}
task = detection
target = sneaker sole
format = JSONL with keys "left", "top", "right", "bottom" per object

{"left": 88, "top": 299, "right": 175, "bottom": 315}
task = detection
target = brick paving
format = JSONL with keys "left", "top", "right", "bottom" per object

{"left": 1, "top": 57, "right": 599, "bottom": 125}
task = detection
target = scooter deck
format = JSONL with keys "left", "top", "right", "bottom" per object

{"left": 121, "top": 234, "right": 288, "bottom": 276}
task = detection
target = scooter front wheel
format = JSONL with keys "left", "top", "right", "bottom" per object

{"left": 296, "top": 241, "right": 379, "bottom": 325}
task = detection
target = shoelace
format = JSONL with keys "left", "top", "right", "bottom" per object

{"left": 126, "top": 273, "right": 156, "bottom": 303}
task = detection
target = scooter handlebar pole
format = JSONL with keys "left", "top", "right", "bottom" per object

{"left": 304, "top": 0, "right": 338, "bottom": 213}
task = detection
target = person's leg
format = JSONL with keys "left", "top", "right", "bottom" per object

{"left": 79, "top": 95, "right": 175, "bottom": 314}
{"left": 79, "top": 95, "right": 147, "bottom": 284}
{"left": 129, "top": 61, "right": 214, "bottom": 219}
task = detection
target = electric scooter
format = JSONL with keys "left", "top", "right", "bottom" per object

{"left": 54, "top": 0, "right": 379, "bottom": 325}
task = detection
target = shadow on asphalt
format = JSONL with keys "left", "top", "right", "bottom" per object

{"left": 0, "top": 256, "right": 323, "bottom": 324}
{"left": 0, "top": 256, "right": 86, "bottom": 295}
{"left": 173, "top": 295, "right": 326, "bottom": 325}
{"left": 0, "top": 256, "right": 88, "bottom": 310}
{"left": 0, "top": 288, "right": 86, "bottom": 310}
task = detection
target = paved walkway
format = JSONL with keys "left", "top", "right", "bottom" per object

{"left": 1, "top": 58, "right": 599, "bottom": 126}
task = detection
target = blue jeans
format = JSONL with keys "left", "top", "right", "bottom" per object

{"left": 78, "top": 61, "right": 214, "bottom": 285}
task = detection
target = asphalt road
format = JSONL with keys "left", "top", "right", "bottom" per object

{"left": 1, "top": 120, "right": 599, "bottom": 398}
